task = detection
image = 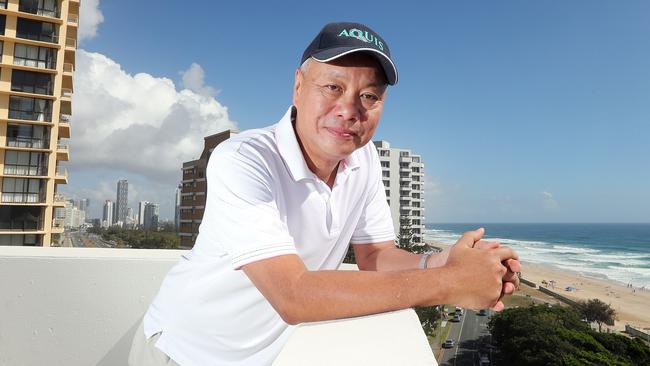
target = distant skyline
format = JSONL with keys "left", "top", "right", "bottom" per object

{"left": 65, "top": 1, "right": 650, "bottom": 223}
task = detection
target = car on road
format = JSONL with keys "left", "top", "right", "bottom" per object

{"left": 478, "top": 352, "right": 490, "bottom": 365}
{"left": 478, "top": 309, "right": 488, "bottom": 316}
{"left": 451, "top": 314, "right": 461, "bottom": 322}
{"left": 443, "top": 339, "right": 455, "bottom": 348}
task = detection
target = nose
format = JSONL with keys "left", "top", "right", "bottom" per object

{"left": 334, "top": 92, "right": 362, "bottom": 123}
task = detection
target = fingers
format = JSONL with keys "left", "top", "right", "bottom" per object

{"left": 491, "top": 300, "right": 505, "bottom": 312}
{"left": 504, "top": 258, "right": 521, "bottom": 273}
{"left": 495, "top": 247, "right": 519, "bottom": 262}
{"left": 502, "top": 281, "right": 516, "bottom": 295}
{"left": 458, "top": 228, "right": 485, "bottom": 248}
{"left": 474, "top": 240, "right": 500, "bottom": 250}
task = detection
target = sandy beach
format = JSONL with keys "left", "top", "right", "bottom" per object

{"left": 426, "top": 240, "right": 650, "bottom": 331}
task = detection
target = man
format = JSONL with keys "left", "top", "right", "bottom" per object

{"left": 129, "top": 22, "right": 520, "bottom": 365}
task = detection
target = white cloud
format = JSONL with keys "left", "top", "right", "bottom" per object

{"left": 78, "top": 0, "right": 104, "bottom": 42}
{"left": 64, "top": 50, "right": 237, "bottom": 218}
{"left": 180, "top": 63, "right": 217, "bottom": 97}
{"left": 541, "top": 191, "right": 560, "bottom": 210}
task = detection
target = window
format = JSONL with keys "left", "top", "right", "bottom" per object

{"left": 0, "top": 14, "right": 5, "bottom": 36}
{"left": 382, "top": 171, "right": 389, "bottom": 178}
{"left": 0, "top": 41, "right": 3, "bottom": 56}
{"left": 0, "top": 1, "right": 7, "bottom": 9}
{"left": 0, "top": 234, "right": 40, "bottom": 246}
{"left": 16, "top": 18, "right": 58, "bottom": 43}
{"left": 6, "top": 124, "right": 50, "bottom": 148}
{"left": 1, "top": 177, "right": 46, "bottom": 203}
{"left": 0, "top": 206, "right": 43, "bottom": 230}
{"left": 380, "top": 161, "right": 389, "bottom": 168}
{"left": 379, "top": 150, "right": 390, "bottom": 157}
{"left": 19, "top": 0, "right": 58, "bottom": 18}
{"left": 4, "top": 151, "right": 48, "bottom": 176}
{"left": 14, "top": 44, "right": 57, "bottom": 69}
{"left": 400, "top": 151, "right": 410, "bottom": 157}
{"left": 11, "top": 69, "right": 54, "bottom": 95}
{"left": 9, "top": 96, "right": 53, "bottom": 121}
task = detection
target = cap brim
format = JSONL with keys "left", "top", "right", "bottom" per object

{"left": 311, "top": 47, "right": 398, "bottom": 85}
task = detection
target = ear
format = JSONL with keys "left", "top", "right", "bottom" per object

{"left": 292, "top": 69, "right": 303, "bottom": 106}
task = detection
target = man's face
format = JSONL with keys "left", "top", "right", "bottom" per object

{"left": 292, "top": 54, "right": 387, "bottom": 168}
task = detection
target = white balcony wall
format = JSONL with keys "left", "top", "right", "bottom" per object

{"left": 0, "top": 247, "right": 436, "bottom": 366}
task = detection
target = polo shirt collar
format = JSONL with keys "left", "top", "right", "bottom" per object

{"left": 276, "top": 106, "right": 312, "bottom": 182}
{"left": 276, "top": 106, "right": 362, "bottom": 182}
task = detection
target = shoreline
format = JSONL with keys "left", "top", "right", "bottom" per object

{"left": 425, "top": 240, "right": 650, "bottom": 331}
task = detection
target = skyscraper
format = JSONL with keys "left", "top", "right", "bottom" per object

{"left": 373, "top": 141, "right": 426, "bottom": 245}
{"left": 103, "top": 200, "right": 114, "bottom": 228}
{"left": 0, "top": 0, "right": 79, "bottom": 246}
{"left": 79, "top": 198, "right": 89, "bottom": 212}
{"left": 115, "top": 179, "right": 128, "bottom": 226}
{"left": 143, "top": 202, "right": 159, "bottom": 231}
{"left": 138, "top": 201, "right": 148, "bottom": 227}
{"left": 174, "top": 184, "right": 181, "bottom": 231}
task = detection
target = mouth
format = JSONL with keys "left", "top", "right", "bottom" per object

{"left": 325, "top": 127, "right": 357, "bottom": 139}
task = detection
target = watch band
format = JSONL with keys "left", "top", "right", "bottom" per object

{"left": 418, "top": 253, "right": 432, "bottom": 269}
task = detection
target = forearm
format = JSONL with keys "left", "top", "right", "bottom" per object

{"left": 283, "top": 267, "right": 451, "bottom": 324}
{"left": 361, "top": 245, "right": 451, "bottom": 271}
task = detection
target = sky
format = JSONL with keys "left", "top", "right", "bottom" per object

{"left": 64, "top": 0, "right": 650, "bottom": 223}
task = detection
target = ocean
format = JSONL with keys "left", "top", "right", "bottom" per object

{"left": 424, "top": 223, "right": 650, "bottom": 288}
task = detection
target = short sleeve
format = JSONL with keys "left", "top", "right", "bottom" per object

{"left": 202, "top": 143, "right": 298, "bottom": 269}
{"left": 350, "top": 146, "right": 396, "bottom": 244}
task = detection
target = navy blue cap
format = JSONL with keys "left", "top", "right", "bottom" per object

{"left": 301, "top": 22, "right": 398, "bottom": 85}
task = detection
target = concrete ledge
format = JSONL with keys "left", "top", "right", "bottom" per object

{"left": 274, "top": 309, "right": 437, "bottom": 365}
{"left": 0, "top": 247, "right": 435, "bottom": 366}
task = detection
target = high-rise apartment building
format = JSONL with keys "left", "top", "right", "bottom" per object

{"left": 373, "top": 141, "right": 425, "bottom": 245}
{"left": 0, "top": 0, "right": 79, "bottom": 246}
{"left": 174, "top": 184, "right": 180, "bottom": 231}
{"left": 142, "top": 202, "right": 159, "bottom": 231}
{"left": 179, "top": 130, "right": 236, "bottom": 248}
{"left": 138, "top": 200, "right": 147, "bottom": 227}
{"left": 115, "top": 179, "right": 127, "bottom": 226}
{"left": 102, "top": 200, "right": 113, "bottom": 228}
{"left": 78, "top": 197, "right": 88, "bottom": 212}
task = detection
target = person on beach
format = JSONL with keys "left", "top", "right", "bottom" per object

{"left": 129, "top": 21, "right": 521, "bottom": 366}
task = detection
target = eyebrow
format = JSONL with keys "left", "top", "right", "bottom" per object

{"left": 319, "top": 70, "right": 387, "bottom": 89}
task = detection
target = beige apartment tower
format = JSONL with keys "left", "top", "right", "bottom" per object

{"left": 374, "top": 140, "right": 425, "bottom": 245}
{"left": 0, "top": 0, "right": 78, "bottom": 246}
{"left": 179, "top": 130, "right": 236, "bottom": 248}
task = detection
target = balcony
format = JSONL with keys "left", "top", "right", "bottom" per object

{"left": 55, "top": 167, "right": 68, "bottom": 184}
{"left": 59, "top": 114, "right": 71, "bottom": 138}
{"left": 56, "top": 144, "right": 69, "bottom": 161}
{"left": 0, "top": 247, "right": 436, "bottom": 365}
{"left": 65, "top": 37, "right": 77, "bottom": 49}
{"left": 67, "top": 14, "right": 79, "bottom": 26}
{"left": 399, "top": 175, "right": 412, "bottom": 183}
{"left": 51, "top": 218, "right": 64, "bottom": 232}
{"left": 63, "top": 62, "right": 74, "bottom": 74}
{"left": 53, "top": 193, "right": 65, "bottom": 207}
{"left": 61, "top": 88, "right": 73, "bottom": 101}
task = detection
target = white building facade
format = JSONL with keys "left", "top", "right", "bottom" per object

{"left": 373, "top": 141, "right": 425, "bottom": 245}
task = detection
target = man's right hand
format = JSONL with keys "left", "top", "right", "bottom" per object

{"left": 443, "top": 228, "right": 519, "bottom": 310}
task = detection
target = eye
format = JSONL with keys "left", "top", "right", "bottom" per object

{"left": 360, "top": 92, "right": 380, "bottom": 109}
{"left": 323, "top": 84, "right": 342, "bottom": 93}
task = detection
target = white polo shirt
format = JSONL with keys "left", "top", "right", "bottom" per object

{"left": 143, "top": 106, "right": 395, "bottom": 365}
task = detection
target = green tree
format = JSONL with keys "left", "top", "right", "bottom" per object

{"left": 488, "top": 304, "right": 650, "bottom": 365}
{"left": 397, "top": 215, "right": 413, "bottom": 249}
{"left": 576, "top": 298, "right": 617, "bottom": 332}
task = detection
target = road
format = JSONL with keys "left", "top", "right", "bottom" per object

{"left": 438, "top": 309, "right": 493, "bottom": 366}
{"left": 64, "top": 231, "right": 115, "bottom": 248}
